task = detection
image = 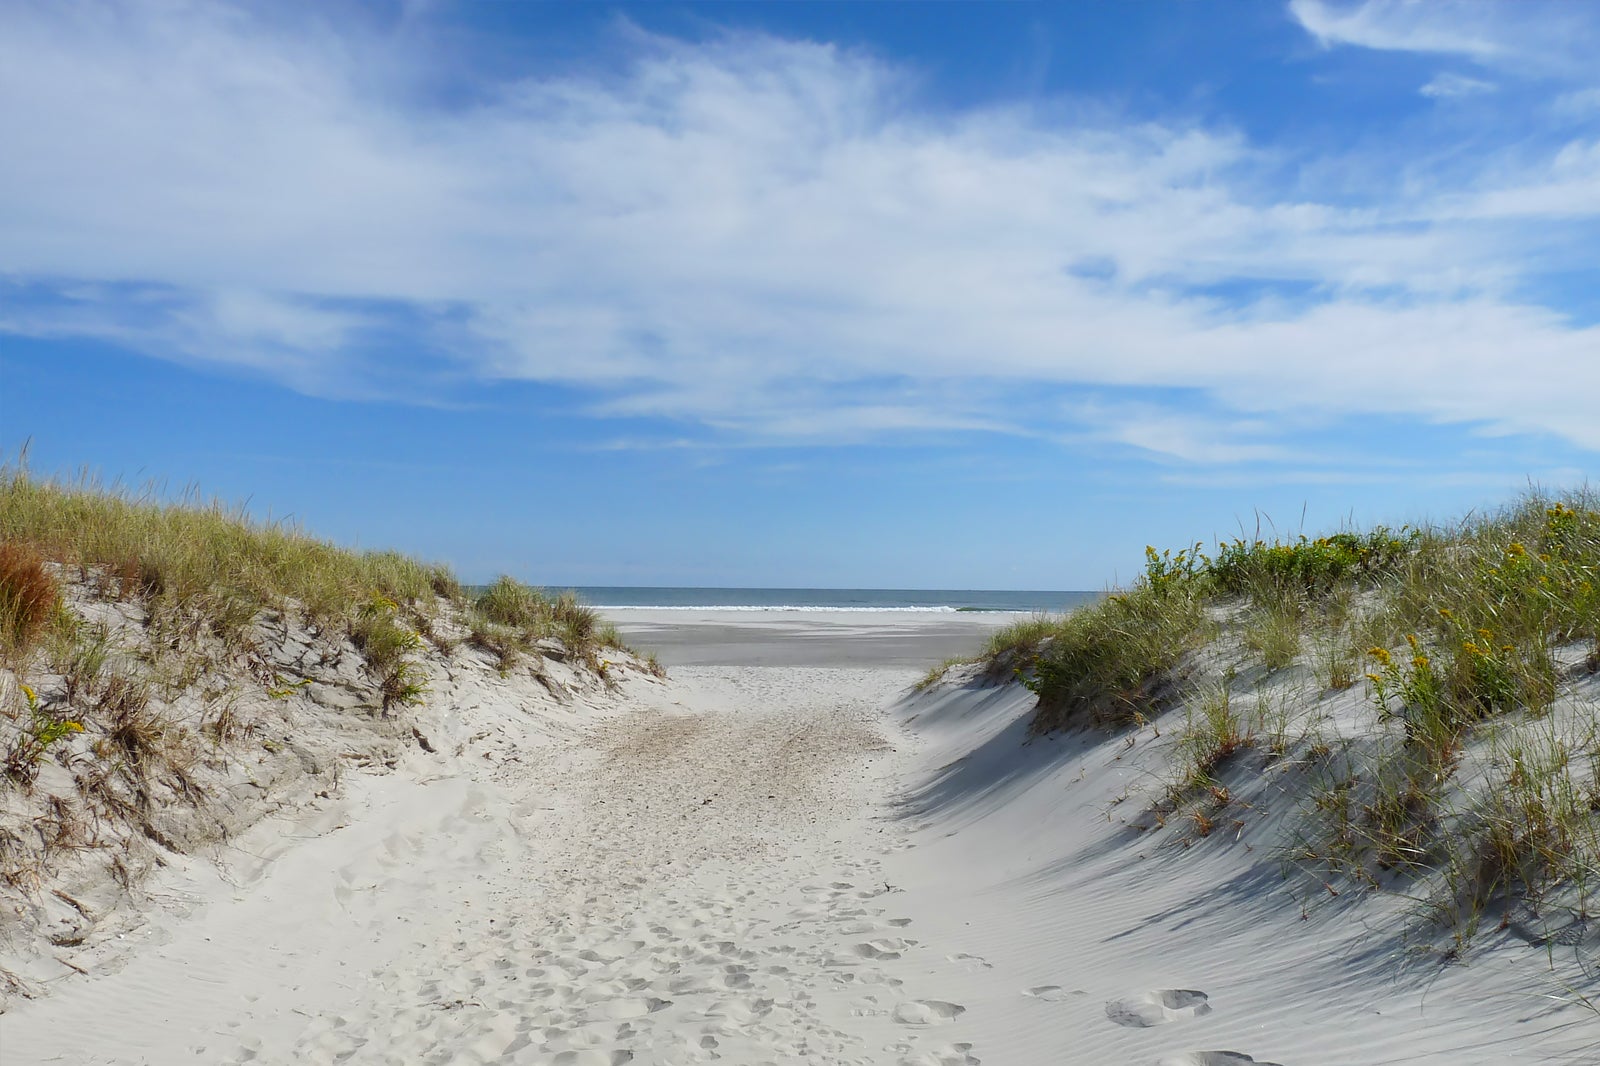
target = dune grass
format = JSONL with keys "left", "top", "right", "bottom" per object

{"left": 981, "top": 495, "right": 1598, "bottom": 728}
{"left": 1, "top": 466, "right": 454, "bottom": 631}
{"left": 467, "top": 576, "right": 627, "bottom": 675}
{"left": 0, "top": 463, "right": 658, "bottom": 960}
{"left": 0, "top": 464, "right": 643, "bottom": 782}
{"left": 967, "top": 491, "right": 1600, "bottom": 946}
{"left": 0, "top": 543, "right": 60, "bottom": 661}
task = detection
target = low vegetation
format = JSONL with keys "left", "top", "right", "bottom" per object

{"left": 0, "top": 463, "right": 651, "bottom": 982}
{"left": 953, "top": 492, "right": 1600, "bottom": 951}
{"left": 0, "top": 465, "right": 633, "bottom": 696}
{"left": 467, "top": 575, "right": 628, "bottom": 676}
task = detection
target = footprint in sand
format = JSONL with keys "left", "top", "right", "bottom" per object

{"left": 1021, "top": 985, "right": 1086, "bottom": 1002}
{"left": 897, "top": 1041, "right": 981, "bottom": 1065}
{"left": 1157, "top": 1053, "right": 1283, "bottom": 1066}
{"left": 852, "top": 937, "right": 917, "bottom": 959}
{"left": 945, "top": 952, "right": 993, "bottom": 971}
{"left": 892, "top": 999, "right": 966, "bottom": 1026}
{"left": 1105, "top": 989, "right": 1212, "bottom": 1028}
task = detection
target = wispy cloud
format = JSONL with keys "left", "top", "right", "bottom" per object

{"left": 1290, "top": 0, "right": 1600, "bottom": 80}
{"left": 1290, "top": 0, "right": 1506, "bottom": 61}
{"left": 2, "top": 1, "right": 1599, "bottom": 466}
{"left": 1419, "top": 73, "right": 1495, "bottom": 99}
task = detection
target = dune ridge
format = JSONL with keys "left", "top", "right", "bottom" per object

{"left": 5, "top": 633, "right": 1599, "bottom": 1062}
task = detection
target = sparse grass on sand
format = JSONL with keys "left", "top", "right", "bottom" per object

{"left": 0, "top": 464, "right": 657, "bottom": 980}
{"left": 0, "top": 464, "right": 640, "bottom": 783}
{"left": 963, "top": 492, "right": 1600, "bottom": 948}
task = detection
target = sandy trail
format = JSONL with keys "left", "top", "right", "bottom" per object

{"left": 17, "top": 650, "right": 1593, "bottom": 1066}
{"left": 3, "top": 666, "right": 977, "bottom": 1066}
{"left": 501, "top": 666, "right": 971, "bottom": 1066}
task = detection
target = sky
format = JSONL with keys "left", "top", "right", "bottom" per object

{"left": 2, "top": 0, "right": 1598, "bottom": 590}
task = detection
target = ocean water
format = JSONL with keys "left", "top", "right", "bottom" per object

{"left": 569, "top": 587, "right": 1098, "bottom": 613}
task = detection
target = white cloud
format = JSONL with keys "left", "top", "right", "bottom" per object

{"left": 1289, "top": 0, "right": 1600, "bottom": 80}
{"left": 2, "top": 2, "right": 1599, "bottom": 462}
{"left": 1066, "top": 401, "right": 1302, "bottom": 466}
{"left": 1290, "top": 0, "right": 1505, "bottom": 60}
{"left": 1419, "top": 73, "right": 1495, "bottom": 99}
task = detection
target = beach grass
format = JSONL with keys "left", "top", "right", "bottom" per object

{"left": 0, "top": 464, "right": 639, "bottom": 782}
{"left": 0, "top": 463, "right": 662, "bottom": 973}
{"left": 969, "top": 490, "right": 1600, "bottom": 945}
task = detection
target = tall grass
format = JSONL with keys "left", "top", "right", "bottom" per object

{"left": 467, "top": 576, "right": 624, "bottom": 674}
{"left": 983, "top": 495, "right": 1599, "bottom": 733}
{"left": 1, "top": 466, "right": 452, "bottom": 635}
{"left": 971, "top": 490, "right": 1600, "bottom": 945}
{"left": 1026, "top": 573, "right": 1207, "bottom": 730}
{"left": 0, "top": 464, "right": 636, "bottom": 688}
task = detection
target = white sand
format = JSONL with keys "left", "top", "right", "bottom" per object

{"left": 600, "top": 607, "right": 1022, "bottom": 668}
{"left": 5, "top": 611, "right": 1598, "bottom": 1063}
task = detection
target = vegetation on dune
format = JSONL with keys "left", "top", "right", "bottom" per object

{"left": 1, "top": 465, "right": 456, "bottom": 659}
{"left": 467, "top": 575, "right": 632, "bottom": 677}
{"left": 0, "top": 463, "right": 662, "bottom": 986}
{"left": 956, "top": 491, "right": 1600, "bottom": 950}
{"left": 0, "top": 464, "right": 648, "bottom": 789}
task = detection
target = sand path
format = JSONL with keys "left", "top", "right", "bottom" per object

{"left": 4, "top": 666, "right": 978, "bottom": 1065}
{"left": 11, "top": 658, "right": 1598, "bottom": 1064}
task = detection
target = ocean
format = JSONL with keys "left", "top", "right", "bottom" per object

{"left": 568, "top": 587, "right": 1098, "bottom": 613}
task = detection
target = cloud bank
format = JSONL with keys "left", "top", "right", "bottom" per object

{"left": 2, "top": 1, "right": 1599, "bottom": 462}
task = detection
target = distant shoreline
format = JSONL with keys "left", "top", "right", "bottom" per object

{"left": 593, "top": 605, "right": 1030, "bottom": 668}
{"left": 548, "top": 587, "right": 1098, "bottom": 613}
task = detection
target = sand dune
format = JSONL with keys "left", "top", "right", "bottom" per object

{"left": 5, "top": 665, "right": 976, "bottom": 1064}
{"left": 6, "top": 626, "right": 1598, "bottom": 1063}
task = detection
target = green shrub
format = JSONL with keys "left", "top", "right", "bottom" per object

{"left": 3, "top": 682, "right": 84, "bottom": 785}
{"left": 350, "top": 594, "right": 427, "bottom": 712}
{"left": 1207, "top": 528, "right": 1416, "bottom": 603}
{"left": 1026, "top": 563, "right": 1207, "bottom": 731}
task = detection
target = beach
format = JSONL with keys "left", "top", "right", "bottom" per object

{"left": 600, "top": 607, "right": 1024, "bottom": 667}
{"left": 9, "top": 2, "right": 1600, "bottom": 1061}
{"left": 6, "top": 606, "right": 1598, "bottom": 1065}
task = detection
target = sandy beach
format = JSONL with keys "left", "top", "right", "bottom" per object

{"left": 600, "top": 608, "right": 1023, "bottom": 668}
{"left": 9, "top": 2, "right": 1600, "bottom": 1061}
{"left": 5, "top": 608, "right": 1597, "bottom": 1064}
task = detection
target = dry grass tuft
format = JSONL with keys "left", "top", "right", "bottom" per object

{"left": 0, "top": 543, "right": 60, "bottom": 661}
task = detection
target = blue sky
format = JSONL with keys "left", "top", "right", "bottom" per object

{"left": 3, "top": 0, "right": 1598, "bottom": 589}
